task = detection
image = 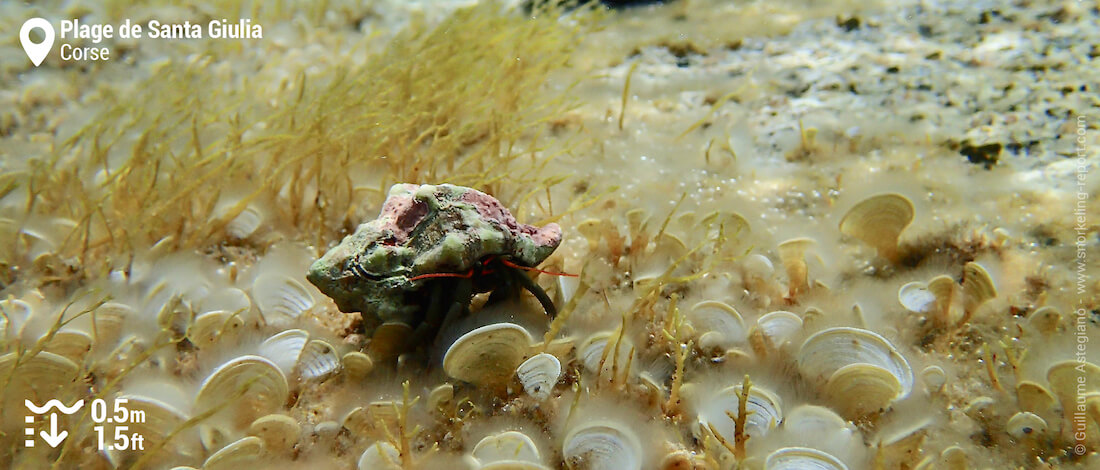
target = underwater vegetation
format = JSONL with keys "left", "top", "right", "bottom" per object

{"left": 1, "top": 0, "right": 1098, "bottom": 469}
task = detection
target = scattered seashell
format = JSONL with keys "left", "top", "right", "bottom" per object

{"left": 252, "top": 273, "right": 315, "bottom": 320}
{"left": 0, "top": 351, "right": 80, "bottom": 395}
{"left": 472, "top": 430, "right": 546, "bottom": 468}
{"left": 359, "top": 441, "right": 402, "bottom": 470}
{"left": 189, "top": 310, "right": 243, "bottom": 348}
{"left": 688, "top": 301, "right": 747, "bottom": 349}
{"left": 343, "top": 351, "right": 374, "bottom": 380}
{"left": 799, "top": 327, "right": 913, "bottom": 394}
{"left": 117, "top": 393, "right": 189, "bottom": 449}
{"left": 579, "top": 331, "right": 635, "bottom": 376}
{"left": 203, "top": 436, "right": 264, "bottom": 470}
{"left": 368, "top": 321, "right": 414, "bottom": 359}
{"left": 444, "top": 323, "right": 533, "bottom": 388}
{"left": 429, "top": 383, "right": 454, "bottom": 410}
{"left": 777, "top": 238, "right": 815, "bottom": 297}
{"left": 298, "top": 340, "right": 340, "bottom": 381}
{"left": 517, "top": 352, "right": 562, "bottom": 400}
{"left": 961, "top": 262, "right": 996, "bottom": 318}
{"left": 45, "top": 330, "right": 93, "bottom": 362}
{"left": 824, "top": 363, "right": 903, "bottom": 417}
{"left": 1006, "top": 412, "right": 1047, "bottom": 439}
{"left": 751, "top": 310, "right": 803, "bottom": 355}
{"left": 696, "top": 384, "right": 783, "bottom": 441}
{"left": 898, "top": 282, "right": 936, "bottom": 314}
{"left": 563, "top": 421, "right": 642, "bottom": 470}
{"left": 258, "top": 329, "right": 309, "bottom": 376}
{"left": 0, "top": 299, "right": 33, "bottom": 339}
{"left": 939, "top": 446, "right": 968, "bottom": 470}
{"left": 91, "top": 301, "right": 133, "bottom": 345}
{"left": 1015, "top": 381, "right": 1057, "bottom": 416}
{"left": 838, "top": 193, "right": 914, "bottom": 263}
{"left": 765, "top": 447, "right": 848, "bottom": 470}
{"left": 226, "top": 204, "right": 264, "bottom": 239}
{"left": 1027, "top": 306, "right": 1062, "bottom": 334}
{"left": 194, "top": 355, "right": 289, "bottom": 421}
{"left": 343, "top": 407, "right": 373, "bottom": 437}
{"left": 249, "top": 414, "right": 300, "bottom": 452}
{"left": 920, "top": 365, "right": 947, "bottom": 390}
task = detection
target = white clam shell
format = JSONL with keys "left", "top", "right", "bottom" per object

{"left": 298, "top": 339, "right": 340, "bottom": 381}
{"left": 798, "top": 327, "right": 914, "bottom": 399}
{"left": 252, "top": 273, "right": 315, "bottom": 320}
{"left": 579, "top": 332, "right": 634, "bottom": 376}
{"left": 195, "top": 355, "right": 288, "bottom": 420}
{"left": 203, "top": 436, "right": 264, "bottom": 470}
{"left": 342, "top": 351, "right": 374, "bottom": 380}
{"left": 754, "top": 310, "right": 803, "bottom": 349}
{"left": 116, "top": 392, "right": 190, "bottom": 448}
{"left": 765, "top": 447, "right": 849, "bottom": 470}
{"left": 1006, "top": 411, "right": 1047, "bottom": 439}
{"left": 226, "top": 204, "right": 264, "bottom": 239}
{"left": 697, "top": 384, "right": 783, "bottom": 441}
{"left": 689, "top": 300, "right": 747, "bottom": 348}
{"left": 516, "top": 353, "right": 562, "bottom": 401}
{"left": 823, "top": 363, "right": 904, "bottom": 417}
{"left": 563, "top": 421, "right": 642, "bottom": 470}
{"left": 838, "top": 193, "right": 914, "bottom": 262}
{"left": 259, "top": 329, "right": 309, "bottom": 375}
{"left": 45, "top": 330, "right": 93, "bottom": 362}
{"left": 359, "top": 441, "right": 402, "bottom": 470}
{"left": 0, "top": 351, "right": 79, "bottom": 393}
{"left": 0, "top": 299, "right": 33, "bottom": 339}
{"left": 472, "top": 430, "right": 545, "bottom": 467}
{"left": 189, "top": 310, "right": 244, "bottom": 348}
{"left": 444, "top": 323, "right": 533, "bottom": 387}
{"left": 249, "top": 413, "right": 300, "bottom": 451}
{"left": 898, "top": 282, "right": 936, "bottom": 313}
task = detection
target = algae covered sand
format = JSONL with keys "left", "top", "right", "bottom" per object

{"left": 1, "top": 0, "right": 1098, "bottom": 468}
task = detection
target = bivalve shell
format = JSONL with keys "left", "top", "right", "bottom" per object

{"left": 359, "top": 441, "right": 402, "bottom": 470}
{"left": 298, "top": 339, "right": 340, "bottom": 381}
{"left": 765, "top": 447, "right": 848, "bottom": 470}
{"left": 696, "top": 384, "right": 783, "bottom": 441}
{"left": 252, "top": 273, "right": 315, "bottom": 320}
{"left": 444, "top": 323, "right": 533, "bottom": 387}
{"left": 1006, "top": 411, "right": 1047, "bottom": 439}
{"left": 563, "top": 421, "right": 642, "bottom": 470}
{"left": 517, "top": 353, "right": 562, "bottom": 400}
{"left": 798, "top": 327, "right": 914, "bottom": 398}
{"left": 838, "top": 193, "right": 913, "bottom": 263}
{"left": 688, "top": 301, "right": 747, "bottom": 349}
{"left": 823, "top": 363, "right": 903, "bottom": 417}
{"left": 258, "top": 329, "right": 309, "bottom": 376}
{"left": 249, "top": 413, "right": 300, "bottom": 452}
{"left": 472, "top": 430, "right": 547, "bottom": 468}
{"left": 194, "top": 355, "right": 289, "bottom": 423}
{"left": 203, "top": 436, "right": 264, "bottom": 470}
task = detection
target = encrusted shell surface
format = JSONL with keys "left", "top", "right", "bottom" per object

{"left": 562, "top": 421, "right": 642, "bottom": 470}
{"left": 517, "top": 352, "right": 562, "bottom": 400}
{"left": 307, "top": 183, "right": 563, "bottom": 320}
{"left": 444, "top": 323, "right": 533, "bottom": 387}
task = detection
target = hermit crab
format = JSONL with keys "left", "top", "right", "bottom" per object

{"left": 307, "top": 183, "right": 571, "bottom": 352}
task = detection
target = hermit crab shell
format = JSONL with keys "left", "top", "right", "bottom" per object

{"left": 797, "top": 327, "right": 913, "bottom": 414}
{"left": 307, "top": 183, "right": 563, "bottom": 320}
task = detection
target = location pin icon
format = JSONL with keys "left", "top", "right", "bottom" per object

{"left": 20, "top": 18, "right": 55, "bottom": 67}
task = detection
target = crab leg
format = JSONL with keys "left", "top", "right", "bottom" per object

{"left": 507, "top": 264, "right": 558, "bottom": 319}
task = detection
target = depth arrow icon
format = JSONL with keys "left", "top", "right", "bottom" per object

{"left": 40, "top": 413, "right": 67, "bottom": 448}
